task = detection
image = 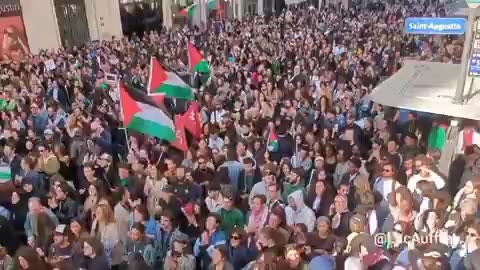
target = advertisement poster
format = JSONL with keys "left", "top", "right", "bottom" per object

{"left": 0, "top": 0, "right": 29, "bottom": 62}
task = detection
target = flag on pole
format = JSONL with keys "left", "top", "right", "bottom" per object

{"left": 187, "top": 42, "right": 210, "bottom": 74}
{"left": 179, "top": 4, "right": 199, "bottom": 20}
{"left": 181, "top": 101, "right": 202, "bottom": 138}
{"left": 120, "top": 83, "right": 176, "bottom": 142}
{"left": 267, "top": 127, "right": 279, "bottom": 152}
{"left": 170, "top": 115, "right": 189, "bottom": 152}
{"left": 207, "top": 0, "right": 218, "bottom": 10}
{"left": 147, "top": 57, "right": 194, "bottom": 100}
{"left": 150, "top": 93, "right": 167, "bottom": 109}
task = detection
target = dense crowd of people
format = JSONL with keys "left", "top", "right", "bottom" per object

{"left": 0, "top": 2, "right": 477, "bottom": 270}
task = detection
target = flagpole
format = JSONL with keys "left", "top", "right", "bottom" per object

{"left": 294, "top": 141, "right": 298, "bottom": 167}
{"left": 147, "top": 56, "right": 154, "bottom": 94}
{"left": 265, "top": 126, "right": 272, "bottom": 152}
{"left": 118, "top": 81, "right": 125, "bottom": 125}
{"left": 117, "top": 81, "right": 130, "bottom": 156}
{"left": 158, "top": 57, "right": 195, "bottom": 90}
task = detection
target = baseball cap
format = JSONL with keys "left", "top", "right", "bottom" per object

{"left": 316, "top": 216, "right": 331, "bottom": 226}
{"left": 44, "top": 129, "right": 54, "bottom": 135}
{"left": 55, "top": 224, "right": 66, "bottom": 235}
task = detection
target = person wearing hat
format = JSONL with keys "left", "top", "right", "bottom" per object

{"left": 47, "top": 224, "right": 73, "bottom": 266}
{"left": 285, "top": 190, "right": 316, "bottom": 232}
{"left": 164, "top": 233, "right": 195, "bottom": 270}
{"left": 306, "top": 216, "right": 336, "bottom": 257}
{"left": 96, "top": 153, "right": 118, "bottom": 188}
{"left": 217, "top": 189, "right": 244, "bottom": 235}
{"left": 282, "top": 167, "right": 307, "bottom": 202}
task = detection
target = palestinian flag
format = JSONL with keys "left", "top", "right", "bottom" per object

{"left": 187, "top": 42, "right": 210, "bottom": 74}
{"left": 120, "top": 83, "right": 176, "bottom": 142}
{"left": 208, "top": 0, "right": 218, "bottom": 10}
{"left": 267, "top": 127, "right": 279, "bottom": 152}
{"left": 147, "top": 57, "right": 194, "bottom": 100}
{"left": 179, "top": 4, "right": 198, "bottom": 19}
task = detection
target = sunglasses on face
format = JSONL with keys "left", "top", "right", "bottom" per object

{"left": 231, "top": 235, "right": 241, "bottom": 240}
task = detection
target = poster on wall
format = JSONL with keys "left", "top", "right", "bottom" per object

{"left": 0, "top": 0, "right": 29, "bottom": 63}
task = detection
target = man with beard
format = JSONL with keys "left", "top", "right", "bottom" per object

{"left": 95, "top": 153, "right": 117, "bottom": 189}
{"left": 340, "top": 113, "right": 363, "bottom": 147}
{"left": 172, "top": 168, "right": 199, "bottom": 205}
{"left": 192, "top": 155, "right": 215, "bottom": 186}
{"left": 282, "top": 168, "right": 306, "bottom": 201}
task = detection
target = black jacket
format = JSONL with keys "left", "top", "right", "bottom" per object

{"left": 0, "top": 215, "right": 19, "bottom": 255}
{"left": 86, "top": 255, "right": 110, "bottom": 270}
{"left": 52, "top": 197, "right": 79, "bottom": 224}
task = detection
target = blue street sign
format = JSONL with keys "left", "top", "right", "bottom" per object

{"left": 404, "top": 17, "right": 466, "bottom": 35}
{"left": 469, "top": 53, "right": 480, "bottom": 77}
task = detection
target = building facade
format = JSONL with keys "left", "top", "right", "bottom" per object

{"left": 0, "top": 0, "right": 122, "bottom": 57}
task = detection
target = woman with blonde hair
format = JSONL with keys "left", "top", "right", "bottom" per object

{"left": 90, "top": 203, "right": 124, "bottom": 268}
{"left": 143, "top": 165, "right": 167, "bottom": 214}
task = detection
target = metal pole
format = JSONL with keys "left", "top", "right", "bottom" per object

{"left": 454, "top": 8, "right": 476, "bottom": 104}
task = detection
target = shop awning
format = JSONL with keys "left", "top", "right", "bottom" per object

{"left": 368, "top": 60, "right": 480, "bottom": 120}
{"left": 284, "top": 0, "right": 307, "bottom": 5}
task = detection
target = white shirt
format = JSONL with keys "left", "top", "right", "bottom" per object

{"left": 374, "top": 177, "right": 401, "bottom": 201}
{"left": 208, "top": 136, "right": 224, "bottom": 150}
{"left": 407, "top": 169, "right": 445, "bottom": 193}
{"left": 210, "top": 109, "right": 226, "bottom": 124}
{"left": 312, "top": 197, "right": 321, "bottom": 212}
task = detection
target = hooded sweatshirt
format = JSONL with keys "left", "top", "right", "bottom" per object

{"left": 285, "top": 190, "right": 316, "bottom": 232}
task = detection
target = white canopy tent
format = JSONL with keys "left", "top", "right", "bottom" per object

{"left": 367, "top": 60, "right": 480, "bottom": 120}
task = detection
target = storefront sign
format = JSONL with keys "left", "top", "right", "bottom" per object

{"left": 0, "top": 0, "right": 29, "bottom": 62}
{"left": 404, "top": 17, "right": 466, "bottom": 35}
